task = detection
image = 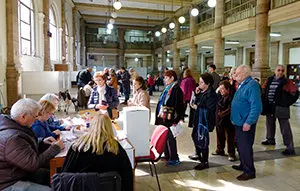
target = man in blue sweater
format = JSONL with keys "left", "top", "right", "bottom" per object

{"left": 231, "top": 65, "right": 262, "bottom": 181}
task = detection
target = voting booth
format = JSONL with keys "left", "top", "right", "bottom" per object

{"left": 122, "top": 106, "right": 150, "bottom": 157}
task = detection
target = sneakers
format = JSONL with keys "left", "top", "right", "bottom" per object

{"left": 228, "top": 156, "right": 236, "bottom": 162}
{"left": 281, "top": 149, "right": 295, "bottom": 156}
{"left": 261, "top": 139, "right": 276, "bottom": 145}
{"left": 166, "top": 160, "right": 181, "bottom": 166}
{"left": 188, "top": 154, "right": 199, "bottom": 161}
{"left": 194, "top": 162, "right": 209, "bottom": 170}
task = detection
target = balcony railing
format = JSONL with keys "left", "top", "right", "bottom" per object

{"left": 271, "top": 0, "right": 300, "bottom": 9}
{"left": 86, "top": 41, "right": 119, "bottom": 49}
{"left": 197, "top": 17, "right": 215, "bottom": 34}
{"left": 224, "top": 0, "right": 256, "bottom": 25}
{"left": 125, "top": 42, "right": 153, "bottom": 49}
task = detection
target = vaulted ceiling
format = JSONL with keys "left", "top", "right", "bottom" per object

{"left": 73, "top": 0, "right": 197, "bottom": 27}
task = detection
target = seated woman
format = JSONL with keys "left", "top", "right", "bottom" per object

{"left": 128, "top": 76, "right": 150, "bottom": 111}
{"left": 40, "top": 93, "right": 71, "bottom": 131}
{"left": 32, "top": 100, "right": 61, "bottom": 140}
{"left": 88, "top": 72, "right": 119, "bottom": 119}
{"left": 61, "top": 114, "right": 133, "bottom": 191}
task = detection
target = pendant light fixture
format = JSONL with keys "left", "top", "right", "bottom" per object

{"left": 191, "top": 8, "right": 199, "bottom": 16}
{"left": 169, "top": 0, "right": 175, "bottom": 29}
{"left": 113, "top": 0, "right": 122, "bottom": 10}
{"left": 161, "top": 27, "right": 167, "bottom": 33}
{"left": 155, "top": 31, "right": 161, "bottom": 37}
{"left": 208, "top": 0, "right": 216, "bottom": 8}
{"left": 111, "top": 11, "right": 117, "bottom": 18}
{"left": 178, "top": 16, "right": 185, "bottom": 24}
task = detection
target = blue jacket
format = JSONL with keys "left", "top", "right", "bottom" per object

{"left": 231, "top": 76, "right": 262, "bottom": 126}
{"left": 32, "top": 120, "right": 58, "bottom": 139}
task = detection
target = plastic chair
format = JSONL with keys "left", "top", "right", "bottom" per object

{"left": 135, "top": 125, "right": 169, "bottom": 191}
{"left": 51, "top": 171, "right": 121, "bottom": 191}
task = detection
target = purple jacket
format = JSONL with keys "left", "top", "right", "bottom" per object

{"left": 180, "top": 76, "right": 196, "bottom": 102}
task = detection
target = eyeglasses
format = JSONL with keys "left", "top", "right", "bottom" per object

{"left": 277, "top": 69, "right": 284, "bottom": 72}
{"left": 29, "top": 113, "right": 39, "bottom": 119}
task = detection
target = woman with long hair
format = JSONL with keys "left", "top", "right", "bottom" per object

{"left": 128, "top": 76, "right": 150, "bottom": 110}
{"left": 62, "top": 114, "right": 133, "bottom": 191}
{"left": 180, "top": 68, "right": 196, "bottom": 119}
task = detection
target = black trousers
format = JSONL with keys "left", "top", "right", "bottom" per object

{"left": 123, "top": 85, "right": 130, "bottom": 102}
{"left": 164, "top": 128, "right": 179, "bottom": 161}
{"left": 235, "top": 124, "right": 256, "bottom": 176}
{"left": 216, "top": 121, "right": 235, "bottom": 157}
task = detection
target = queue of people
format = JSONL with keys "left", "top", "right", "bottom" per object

{"left": 0, "top": 64, "right": 298, "bottom": 191}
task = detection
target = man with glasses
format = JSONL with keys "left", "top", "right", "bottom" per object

{"left": 0, "top": 98, "right": 64, "bottom": 190}
{"left": 261, "top": 65, "right": 299, "bottom": 155}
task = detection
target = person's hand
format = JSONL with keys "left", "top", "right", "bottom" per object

{"left": 243, "top": 123, "right": 251, "bottom": 132}
{"left": 99, "top": 104, "right": 109, "bottom": 110}
{"left": 64, "top": 125, "right": 72, "bottom": 131}
{"left": 54, "top": 140, "right": 65, "bottom": 150}
{"left": 59, "top": 119, "right": 64, "bottom": 124}
{"left": 195, "top": 86, "right": 201, "bottom": 94}
{"left": 43, "top": 137, "right": 56, "bottom": 145}
{"left": 53, "top": 130, "right": 61, "bottom": 135}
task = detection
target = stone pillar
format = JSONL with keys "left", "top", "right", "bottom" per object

{"left": 161, "top": 33, "right": 166, "bottom": 68}
{"left": 190, "top": 9, "right": 197, "bottom": 37}
{"left": 118, "top": 28, "right": 125, "bottom": 68}
{"left": 43, "top": 0, "right": 51, "bottom": 71}
{"left": 252, "top": 0, "right": 272, "bottom": 82}
{"left": 72, "top": 7, "right": 77, "bottom": 71}
{"left": 80, "top": 18, "right": 86, "bottom": 66}
{"left": 61, "top": 0, "right": 66, "bottom": 64}
{"left": 173, "top": 18, "right": 180, "bottom": 74}
{"left": 213, "top": 0, "right": 225, "bottom": 73}
{"left": 236, "top": 47, "right": 244, "bottom": 66}
{"left": 189, "top": 39, "right": 199, "bottom": 79}
{"left": 6, "top": 0, "right": 20, "bottom": 106}
{"left": 152, "top": 32, "right": 159, "bottom": 74}
{"left": 270, "top": 41, "right": 279, "bottom": 71}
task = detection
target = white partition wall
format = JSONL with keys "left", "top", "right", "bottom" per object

{"left": 123, "top": 106, "right": 150, "bottom": 157}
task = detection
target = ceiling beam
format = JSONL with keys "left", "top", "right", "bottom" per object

{"left": 82, "top": 14, "right": 162, "bottom": 26}
{"left": 75, "top": 2, "right": 174, "bottom": 17}
{"left": 124, "top": 0, "right": 192, "bottom": 6}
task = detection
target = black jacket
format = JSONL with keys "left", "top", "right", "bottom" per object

{"left": 61, "top": 142, "right": 133, "bottom": 191}
{"left": 155, "top": 82, "right": 184, "bottom": 127}
{"left": 77, "top": 69, "right": 93, "bottom": 88}
{"left": 193, "top": 87, "right": 218, "bottom": 132}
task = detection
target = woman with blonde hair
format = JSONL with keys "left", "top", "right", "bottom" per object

{"left": 62, "top": 114, "right": 133, "bottom": 191}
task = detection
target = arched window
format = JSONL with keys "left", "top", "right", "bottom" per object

{"left": 49, "top": 6, "right": 58, "bottom": 61}
{"left": 65, "top": 22, "right": 69, "bottom": 62}
{"left": 18, "top": 0, "right": 35, "bottom": 56}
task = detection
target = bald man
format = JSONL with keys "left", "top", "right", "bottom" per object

{"left": 261, "top": 65, "right": 298, "bottom": 155}
{"left": 231, "top": 65, "right": 262, "bottom": 181}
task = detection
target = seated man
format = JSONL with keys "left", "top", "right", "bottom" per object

{"left": 0, "top": 98, "right": 64, "bottom": 191}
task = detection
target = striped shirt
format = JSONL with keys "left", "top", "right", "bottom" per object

{"left": 267, "top": 78, "right": 280, "bottom": 103}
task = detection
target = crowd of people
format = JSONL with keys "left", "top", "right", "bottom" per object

{"left": 0, "top": 64, "right": 298, "bottom": 190}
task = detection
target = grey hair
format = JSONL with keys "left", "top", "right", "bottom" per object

{"left": 40, "top": 93, "right": 59, "bottom": 103}
{"left": 237, "top": 65, "right": 251, "bottom": 76}
{"left": 10, "top": 98, "right": 41, "bottom": 120}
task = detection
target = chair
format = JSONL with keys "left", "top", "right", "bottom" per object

{"left": 51, "top": 172, "right": 121, "bottom": 191}
{"left": 135, "top": 125, "right": 169, "bottom": 191}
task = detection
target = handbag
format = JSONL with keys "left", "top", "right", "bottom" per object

{"left": 170, "top": 121, "right": 184, "bottom": 138}
{"left": 111, "top": 108, "right": 119, "bottom": 120}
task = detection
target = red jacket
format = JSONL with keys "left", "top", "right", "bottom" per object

{"left": 147, "top": 76, "right": 155, "bottom": 86}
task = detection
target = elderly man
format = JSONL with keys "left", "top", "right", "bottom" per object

{"left": 261, "top": 65, "right": 299, "bottom": 155}
{"left": 231, "top": 65, "right": 262, "bottom": 181}
{"left": 0, "top": 98, "right": 64, "bottom": 190}
{"left": 76, "top": 67, "right": 93, "bottom": 88}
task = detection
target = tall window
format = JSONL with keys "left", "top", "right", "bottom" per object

{"left": 49, "top": 7, "right": 58, "bottom": 61}
{"left": 65, "top": 23, "right": 69, "bottom": 62}
{"left": 19, "top": 0, "right": 35, "bottom": 56}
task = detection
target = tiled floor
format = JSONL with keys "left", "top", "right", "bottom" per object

{"left": 65, "top": 89, "right": 300, "bottom": 191}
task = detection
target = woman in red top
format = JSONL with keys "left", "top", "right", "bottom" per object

{"left": 147, "top": 74, "right": 155, "bottom": 96}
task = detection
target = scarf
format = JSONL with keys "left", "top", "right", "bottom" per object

{"left": 97, "top": 85, "right": 107, "bottom": 103}
{"left": 157, "top": 82, "right": 175, "bottom": 113}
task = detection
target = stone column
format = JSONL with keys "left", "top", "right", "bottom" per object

{"left": 190, "top": 9, "right": 197, "bottom": 37}
{"left": 161, "top": 33, "right": 166, "bottom": 68}
{"left": 189, "top": 39, "right": 199, "bottom": 79}
{"left": 118, "top": 28, "right": 125, "bottom": 68}
{"left": 152, "top": 32, "right": 159, "bottom": 74}
{"left": 6, "top": 0, "right": 20, "bottom": 106}
{"left": 61, "top": 0, "right": 66, "bottom": 64}
{"left": 173, "top": 18, "right": 180, "bottom": 74}
{"left": 43, "top": 0, "right": 51, "bottom": 71}
{"left": 252, "top": 0, "right": 272, "bottom": 82}
{"left": 236, "top": 47, "right": 244, "bottom": 66}
{"left": 80, "top": 18, "right": 86, "bottom": 66}
{"left": 270, "top": 41, "right": 279, "bottom": 71}
{"left": 213, "top": 0, "right": 225, "bottom": 73}
{"left": 72, "top": 7, "right": 77, "bottom": 71}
